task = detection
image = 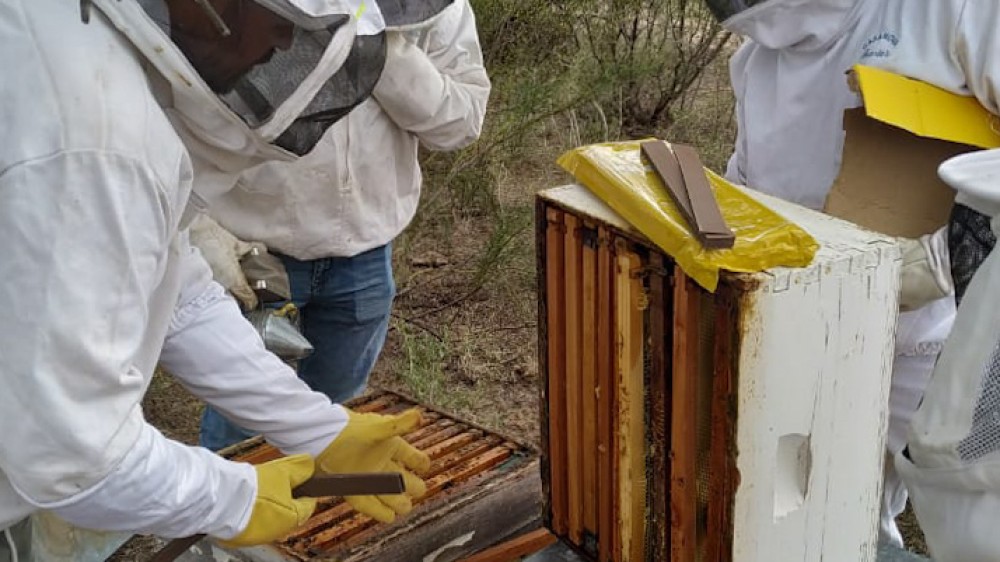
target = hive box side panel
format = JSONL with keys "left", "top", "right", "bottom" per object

{"left": 730, "top": 236, "right": 900, "bottom": 561}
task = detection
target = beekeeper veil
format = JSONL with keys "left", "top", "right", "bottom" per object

{"left": 89, "top": 0, "right": 385, "bottom": 172}
{"left": 704, "top": 0, "right": 863, "bottom": 51}
{"left": 311, "top": 0, "right": 456, "bottom": 126}
{"left": 895, "top": 149, "right": 1000, "bottom": 560}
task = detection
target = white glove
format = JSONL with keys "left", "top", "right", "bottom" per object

{"left": 189, "top": 214, "right": 259, "bottom": 311}
{"left": 899, "top": 227, "right": 953, "bottom": 312}
{"left": 372, "top": 31, "right": 447, "bottom": 129}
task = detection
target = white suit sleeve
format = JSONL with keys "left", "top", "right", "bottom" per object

{"left": 877, "top": 0, "right": 1000, "bottom": 115}
{"left": 0, "top": 152, "right": 254, "bottom": 539}
{"left": 372, "top": 0, "right": 491, "bottom": 151}
{"left": 159, "top": 242, "right": 348, "bottom": 458}
{"left": 953, "top": 0, "right": 1000, "bottom": 115}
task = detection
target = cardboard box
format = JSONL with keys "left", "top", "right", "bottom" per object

{"left": 824, "top": 66, "right": 1000, "bottom": 238}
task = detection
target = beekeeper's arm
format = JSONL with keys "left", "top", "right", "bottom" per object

{"left": 372, "top": 0, "right": 491, "bottom": 151}
{"left": 158, "top": 241, "right": 430, "bottom": 523}
{"left": 160, "top": 241, "right": 347, "bottom": 457}
{"left": 0, "top": 152, "right": 261, "bottom": 540}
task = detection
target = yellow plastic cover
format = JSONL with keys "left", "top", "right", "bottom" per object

{"left": 855, "top": 65, "right": 1000, "bottom": 149}
{"left": 557, "top": 141, "right": 819, "bottom": 291}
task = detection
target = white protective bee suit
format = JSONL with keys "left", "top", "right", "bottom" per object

{"left": 0, "top": 0, "right": 382, "bottom": 553}
{"left": 898, "top": 148, "right": 1000, "bottom": 562}
{"left": 718, "top": 0, "right": 957, "bottom": 546}
{"left": 865, "top": 1, "right": 1000, "bottom": 559}
{"left": 205, "top": 0, "right": 490, "bottom": 261}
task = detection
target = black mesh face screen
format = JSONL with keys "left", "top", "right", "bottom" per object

{"left": 272, "top": 32, "right": 387, "bottom": 155}
{"left": 948, "top": 203, "right": 997, "bottom": 305}
{"left": 703, "top": 0, "right": 770, "bottom": 22}
{"left": 377, "top": 0, "right": 454, "bottom": 28}
{"left": 222, "top": 25, "right": 386, "bottom": 155}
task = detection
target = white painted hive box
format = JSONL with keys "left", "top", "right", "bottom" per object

{"left": 537, "top": 184, "right": 900, "bottom": 562}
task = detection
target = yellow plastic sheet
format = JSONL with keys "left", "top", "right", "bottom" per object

{"left": 855, "top": 65, "right": 1000, "bottom": 149}
{"left": 557, "top": 141, "right": 819, "bottom": 291}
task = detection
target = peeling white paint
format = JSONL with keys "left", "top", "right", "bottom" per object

{"left": 422, "top": 530, "right": 476, "bottom": 562}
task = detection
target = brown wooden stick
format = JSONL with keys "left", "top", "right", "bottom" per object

{"left": 457, "top": 528, "right": 559, "bottom": 562}
{"left": 672, "top": 144, "right": 735, "bottom": 249}
{"left": 641, "top": 140, "right": 735, "bottom": 249}
{"left": 641, "top": 140, "right": 695, "bottom": 224}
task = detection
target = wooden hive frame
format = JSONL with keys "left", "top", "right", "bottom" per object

{"left": 218, "top": 391, "right": 541, "bottom": 562}
{"left": 538, "top": 200, "right": 740, "bottom": 562}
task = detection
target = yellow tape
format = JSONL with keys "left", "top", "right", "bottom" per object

{"left": 557, "top": 141, "right": 819, "bottom": 291}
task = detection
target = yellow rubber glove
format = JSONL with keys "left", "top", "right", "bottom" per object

{"left": 316, "top": 409, "right": 431, "bottom": 523}
{"left": 219, "top": 455, "right": 318, "bottom": 548}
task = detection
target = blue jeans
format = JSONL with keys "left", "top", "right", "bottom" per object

{"left": 199, "top": 243, "right": 395, "bottom": 451}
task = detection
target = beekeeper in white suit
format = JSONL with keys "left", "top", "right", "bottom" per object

{"left": 191, "top": 0, "right": 491, "bottom": 452}
{"left": 0, "top": 1, "right": 432, "bottom": 560}
{"left": 866, "top": 2, "right": 1000, "bottom": 559}
{"left": 899, "top": 148, "right": 1000, "bottom": 562}
{"left": 705, "top": 0, "right": 958, "bottom": 547}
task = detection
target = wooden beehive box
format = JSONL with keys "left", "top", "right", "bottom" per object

{"left": 206, "top": 391, "right": 540, "bottom": 562}
{"left": 537, "top": 184, "right": 901, "bottom": 562}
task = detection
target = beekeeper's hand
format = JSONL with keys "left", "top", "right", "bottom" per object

{"left": 372, "top": 31, "right": 446, "bottom": 129}
{"left": 189, "top": 214, "right": 259, "bottom": 311}
{"left": 218, "top": 455, "right": 317, "bottom": 548}
{"left": 899, "top": 227, "right": 953, "bottom": 311}
{"left": 316, "top": 409, "right": 431, "bottom": 523}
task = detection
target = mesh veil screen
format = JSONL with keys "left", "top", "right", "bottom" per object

{"left": 254, "top": 31, "right": 386, "bottom": 154}
{"left": 957, "top": 339, "right": 1000, "bottom": 462}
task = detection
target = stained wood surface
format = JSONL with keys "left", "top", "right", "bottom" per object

{"left": 705, "top": 288, "right": 738, "bottom": 562}
{"left": 615, "top": 246, "right": 646, "bottom": 562}
{"left": 647, "top": 253, "right": 671, "bottom": 562}
{"left": 596, "top": 228, "right": 616, "bottom": 562}
{"left": 564, "top": 214, "right": 584, "bottom": 543}
{"left": 545, "top": 208, "right": 569, "bottom": 535}
{"left": 335, "top": 462, "right": 542, "bottom": 562}
{"left": 581, "top": 225, "right": 599, "bottom": 535}
{"left": 670, "top": 271, "right": 700, "bottom": 562}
